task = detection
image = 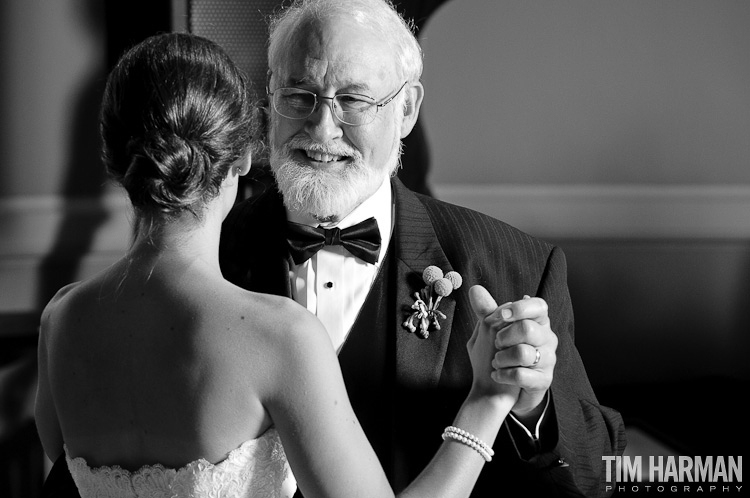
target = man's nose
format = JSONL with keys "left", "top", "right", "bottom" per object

{"left": 305, "top": 96, "right": 344, "bottom": 142}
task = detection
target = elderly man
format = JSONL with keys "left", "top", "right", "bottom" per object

{"left": 219, "top": 0, "right": 625, "bottom": 496}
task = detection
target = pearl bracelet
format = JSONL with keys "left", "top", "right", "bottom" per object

{"left": 442, "top": 426, "right": 494, "bottom": 462}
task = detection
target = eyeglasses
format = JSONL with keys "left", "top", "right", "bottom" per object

{"left": 267, "top": 81, "right": 408, "bottom": 126}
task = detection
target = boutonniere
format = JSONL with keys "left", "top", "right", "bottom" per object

{"left": 403, "top": 265, "right": 463, "bottom": 339}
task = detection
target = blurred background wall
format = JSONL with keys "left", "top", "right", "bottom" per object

{"left": 0, "top": 0, "right": 748, "bottom": 495}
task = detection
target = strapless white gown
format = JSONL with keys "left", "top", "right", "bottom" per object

{"left": 65, "top": 428, "right": 296, "bottom": 498}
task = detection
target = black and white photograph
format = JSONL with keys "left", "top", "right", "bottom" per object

{"left": 0, "top": 1, "right": 746, "bottom": 497}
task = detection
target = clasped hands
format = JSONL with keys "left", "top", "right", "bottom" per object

{"left": 467, "top": 285, "right": 557, "bottom": 422}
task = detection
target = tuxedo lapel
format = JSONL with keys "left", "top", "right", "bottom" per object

{"left": 391, "top": 179, "right": 456, "bottom": 389}
{"left": 221, "top": 183, "right": 292, "bottom": 298}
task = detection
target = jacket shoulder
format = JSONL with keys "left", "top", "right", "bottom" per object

{"left": 219, "top": 182, "right": 287, "bottom": 286}
{"left": 411, "top": 192, "right": 567, "bottom": 301}
{"left": 415, "top": 193, "right": 555, "bottom": 255}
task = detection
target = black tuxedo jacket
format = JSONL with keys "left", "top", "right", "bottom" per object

{"left": 218, "top": 176, "right": 626, "bottom": 497}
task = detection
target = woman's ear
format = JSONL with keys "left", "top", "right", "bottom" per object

{"left": 399, "top": 81, "right": 424, "bottom": 139}
{"left": 222, "top": 153, "right": 252, "bottom": 190}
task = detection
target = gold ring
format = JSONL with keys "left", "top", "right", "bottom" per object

{"left": 532, "top": 348, "right": 541, "bottom": 366}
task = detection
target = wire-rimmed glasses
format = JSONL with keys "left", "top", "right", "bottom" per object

{"left": 268, "top": 81, "right": 408, "bottom": 126}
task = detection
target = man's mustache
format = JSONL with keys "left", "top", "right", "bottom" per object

{"left": 282, "top": 136, "right": 362, "bottom": 160}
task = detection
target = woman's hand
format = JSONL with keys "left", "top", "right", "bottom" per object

{"left": 466, "top": 285, "right": 521, "bottom": 406}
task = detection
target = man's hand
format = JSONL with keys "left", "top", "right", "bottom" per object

{"left": 473, "top": 287, "right": 558, "bottom": 421}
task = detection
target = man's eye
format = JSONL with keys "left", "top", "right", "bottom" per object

{"left": 282, "top": 92, "right": 314, "bottom": 108}
{"left": 337, "top": 95, "right": 373, "bottom": 111}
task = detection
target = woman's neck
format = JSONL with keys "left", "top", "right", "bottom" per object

{"left": 129, "top": 209, "right": 223, "bottom": 273}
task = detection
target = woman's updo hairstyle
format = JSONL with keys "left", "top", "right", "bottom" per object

{"left": 100, "top": 33, "right": 255, "bottom": 218}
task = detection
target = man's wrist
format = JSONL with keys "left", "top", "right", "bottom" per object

{"left": 508, "top": 391, "right": 550, "bottom": 441}
{"left": 511, "top": 391, "right": 548, "bottom": 429}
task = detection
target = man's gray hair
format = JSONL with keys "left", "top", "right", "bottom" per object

{"left": 268, "top": 0, "right": 424, "bottom": 84}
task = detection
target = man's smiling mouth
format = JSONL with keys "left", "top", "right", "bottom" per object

{"left": 302, "top": 150, "right": 347, "bottom": 163}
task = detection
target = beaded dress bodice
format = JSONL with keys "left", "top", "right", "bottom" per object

{"left": 65, "top": 428, "right": 296, "bottom": 498}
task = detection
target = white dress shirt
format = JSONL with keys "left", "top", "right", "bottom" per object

{"left": 287, "top": 178, "right": 393, "bottom": 352}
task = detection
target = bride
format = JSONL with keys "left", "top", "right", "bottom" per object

{"left": 35, "top": 32, "right": 521, "bottom": 497}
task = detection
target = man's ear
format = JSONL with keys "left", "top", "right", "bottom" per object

{"left": 260, "top": 97, "right": 270, "bottom": 134}
{"left": 399, "top": 81, "right": 424, "bottom": 139}
{"left": 239, "top": 153, "right": 252, "bottom": 176}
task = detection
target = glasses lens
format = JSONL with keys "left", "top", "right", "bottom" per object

{"left": 334, "top": 94, "right": 377, "bottom": 125}
{"left": 273, "top": 89, "right": 316, "bottom": 119}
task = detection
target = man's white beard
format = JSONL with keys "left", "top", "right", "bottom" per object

{"left": 270, "top": 135, "right": 401, "bottom": 221}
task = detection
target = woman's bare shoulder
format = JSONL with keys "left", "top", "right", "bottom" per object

{"left": 211, "top": 287, "right": 335, "bottom": 397}
{"left": 39, "top": 259, "right": 129, "bottom": 328}
{"left": 224, "top": 287, "right": 329, "bottom": 348}
{"left": 45, "top": 280, "right": 81, "bottom": 305}
{"left": 40, "top": 281, "right": 82, "bottom": 327}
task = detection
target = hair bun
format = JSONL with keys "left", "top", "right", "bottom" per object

{"left": 122, "top": 134, "right": 211, "bottom": 214}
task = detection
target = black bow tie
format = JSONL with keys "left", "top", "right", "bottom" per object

{"left": 287, "top": 217, "right": 382, "bottom": 265}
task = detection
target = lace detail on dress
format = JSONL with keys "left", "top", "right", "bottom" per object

{"left": 65, "top": 428, "right": 296, "bottom": 498}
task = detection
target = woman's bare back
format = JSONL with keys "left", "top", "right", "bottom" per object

{"left": 40, "top": 252, "right": 304, "bottom": 470}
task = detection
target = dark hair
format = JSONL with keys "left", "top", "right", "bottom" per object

{"left": 100, "top": 33, "right": 255, "bottom": 218}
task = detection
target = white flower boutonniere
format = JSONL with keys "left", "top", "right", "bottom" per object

{"left": 403, "top": 265, "right": 463, "bottom": 339}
